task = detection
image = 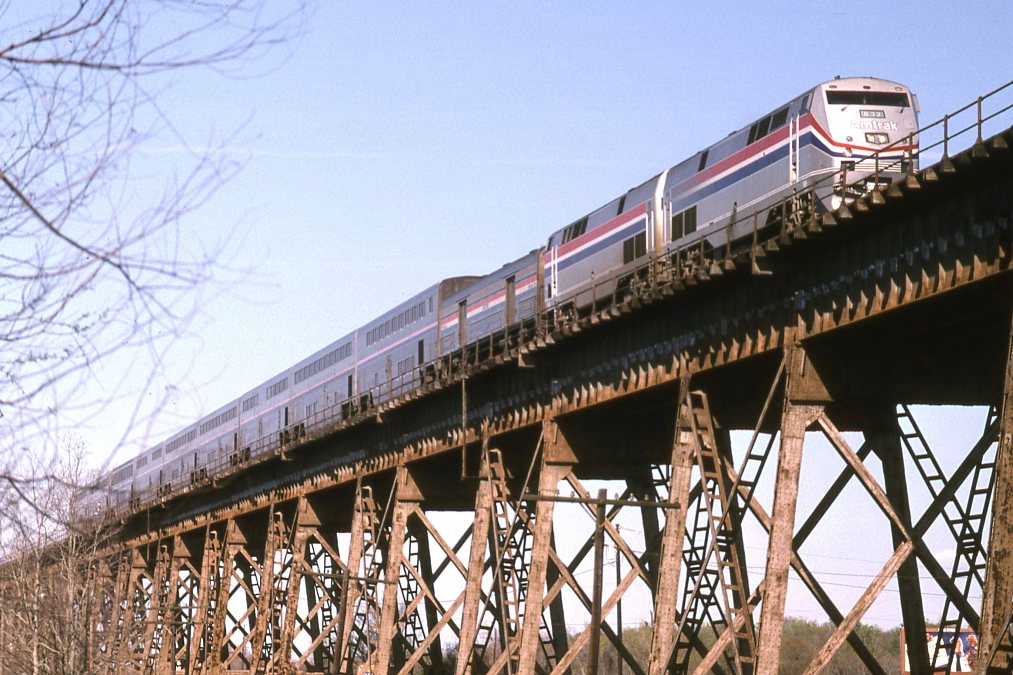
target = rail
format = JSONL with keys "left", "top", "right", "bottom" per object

{"left": 104, "top": 81, "right": 1013, "bottom": 520}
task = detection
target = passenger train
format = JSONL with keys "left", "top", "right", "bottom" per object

{"left": 106, "top": 76, "right": 919, "bottom": 508}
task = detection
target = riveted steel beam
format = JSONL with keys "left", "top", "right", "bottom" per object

{"left": 372, "top": 465, "right": 418, "bottom": 673}
{"left": 455, "top": 448, "right": 493, "bottom": 675}
{"left": 979, "top": 302, "right": 1013, "bottom": 671}
{"left": 516, "top": 415, "right": 576, "bottom": 674}
{"left": 868, "top": 408, "right": 929, "bottom": 673}
{"left": 755, "top": 346, "right": 825, "bottom": 674}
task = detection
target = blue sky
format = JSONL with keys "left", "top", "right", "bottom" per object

{"left": 78, "top": 2, "right": 1011, "bottom": 629}
{"left": 130, "top": 2, "right": 1011, "bottom": 424}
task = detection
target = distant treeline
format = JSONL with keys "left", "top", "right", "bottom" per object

{"left": 439, "top": 618, "right": 901, "bottom": 673}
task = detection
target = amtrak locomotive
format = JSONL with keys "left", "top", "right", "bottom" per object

{"left": 106, "top": 77, "right": 919, "bottom": 508}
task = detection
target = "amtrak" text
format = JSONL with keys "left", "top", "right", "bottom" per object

{"left": 850, "top": 119, "right": 899, "bottom": 131}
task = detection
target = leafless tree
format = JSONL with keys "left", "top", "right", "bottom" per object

{"left": 0, "top": 438, "right": 118, "bottom": 673}
{"left": 0, "top": 5, "right": 308, "bottom": 668}
{"left": 0, "top": 1, "right": 307, "bottom": 511}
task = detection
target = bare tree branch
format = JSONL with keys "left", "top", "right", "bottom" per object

{"left": 0, "top": 0, "right": 309, "bottom": 516}
{"left": 0, "top": 3, "right": 310, "bottom": 667}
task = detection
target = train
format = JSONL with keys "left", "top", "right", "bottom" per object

{"left": 105, "top": 76, "right": 920, "bottom": 508}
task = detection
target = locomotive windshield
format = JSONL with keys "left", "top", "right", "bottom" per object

{"left": 826, "top": 90, "right": 910, "bottom": 107}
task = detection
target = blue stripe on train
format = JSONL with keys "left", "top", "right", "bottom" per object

{"left": 458, "top": 284, "right": 538, "bottom": 325}
{"left": 554, "top": 218, "right": 647, "bottom": 275}
{"left": 669, "top": 135, "right": 799, "bottom": 214}
{"left": 549, "top": 130, "right": 857, "bottom": 281}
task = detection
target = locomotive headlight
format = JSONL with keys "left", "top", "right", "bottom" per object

{"left": 865, "top": 132, "right": 889, "bottom": 144}
{"left": 844, "top": 147, "right": 853, "bottom": 158}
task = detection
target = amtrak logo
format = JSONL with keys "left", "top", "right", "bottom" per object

{"left": 850, "top": 119, "right": 899, "bottom": 131}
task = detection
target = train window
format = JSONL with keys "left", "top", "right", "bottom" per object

{"left": 242, "top": 393, "right": 259, "bottom": 412}
{"left": 697, "top": 151, "right": 709, "bottom": 172}
{"left": 671, "top": 206, "right": 697, "bottom": 240}
{"left": 266, "top": 377, "right": 288, "bottom": 400}
{"left": 622, "top": 231, "right": 647, "bottom": 264}
{"left": 200, "top": 407, "right": 237, "bottom": 435}
{"left": 826, "top": 90, "right": 909, "bottom": 107}
{"left": 770, "top": 107, "right": 788, "bottom": 131}
{"left": 166, "top": 428, "right": 198, "bottom": 453}
{"left": 295, "top": 343, "right": 353, "bottom": 385}
{"left": 800, "top": 94, "right": 811, "bottom": 112}
{"left": 562, "top": 217, "right": 588, "bottom": 243}
{"left": 617, "top": 195, "right": 626, "bottom": 213}
{"left": 749, "top": 114, "right": 775, "bottom": 145}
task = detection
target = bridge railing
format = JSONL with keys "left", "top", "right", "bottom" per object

{"left": 109, "top": 81, "right": 1013, "bottom": 520}
{"left": 918, "top": 79, "right": 1013, "bottom": 165}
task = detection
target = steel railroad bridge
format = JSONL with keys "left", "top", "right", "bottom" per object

{"left": 16, "top": 87, "right": 1013, "bottom": 674}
